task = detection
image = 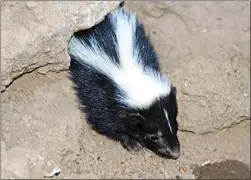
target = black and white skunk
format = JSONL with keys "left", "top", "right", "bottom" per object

{"left": 68, "top": 7, "right": 180, "bottom": 159}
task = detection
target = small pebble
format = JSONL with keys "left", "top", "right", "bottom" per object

{"left": 182, "top": 166, "right": 188, "bottom": 172}
{"left": 202, "top": 160, "right": 211, "bottom": 166}
{"left": 44, "top": 166, "right": 61, "bottom": 178}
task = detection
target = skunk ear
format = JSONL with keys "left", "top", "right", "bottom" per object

{"left": 129, "top": 113, "right": 145, "bottom": 129}
{"left": 119, "top": 110, "right": 145, "bottom": 129}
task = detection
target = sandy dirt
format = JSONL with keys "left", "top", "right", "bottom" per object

{"left": 1, "top": 1, "right": 250, "bottom": 179}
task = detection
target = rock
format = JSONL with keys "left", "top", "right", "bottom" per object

{"left": 1, "top": 1, "right": 121, "bottom": 91}
{"left": 1, "top": 144, "right": 45, "bottom": 179}
{"left": 1, "top": 72, "right": 83, "bottom": 178}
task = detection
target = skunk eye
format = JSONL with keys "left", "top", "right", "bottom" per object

{"left": 149, "top": 135, "right": 159, "bottom": 141}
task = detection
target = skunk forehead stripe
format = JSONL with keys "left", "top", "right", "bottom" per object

{"left": 164, "top": 109, "right": 173, "bottom": 134}
{"left": 69, "top": 9, "right": 171, "bottom": 108}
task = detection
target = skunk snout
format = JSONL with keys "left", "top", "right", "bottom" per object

{"left": 160, "top": 147, "right": 180, "bottom": 159}
{"left": 169, "top": 149, "right": 180, "bottom": 159}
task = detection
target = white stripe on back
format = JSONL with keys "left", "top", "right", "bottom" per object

{"left": 69, "top": 8, "right": 171, "bottom": 108}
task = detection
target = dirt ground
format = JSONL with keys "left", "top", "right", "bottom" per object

{"left": 1, "top": 1, "right": 250, "bottom": 179}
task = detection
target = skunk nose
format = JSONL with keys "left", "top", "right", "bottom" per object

{"left": 170, "top": 151, "right": 180, "bottom": 159}
{"left": 170, "top": 148, "right": 180, "bottom": 159}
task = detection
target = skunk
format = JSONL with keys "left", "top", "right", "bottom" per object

{"left": 68, "top": 7, "right": 180, "bottom": 159}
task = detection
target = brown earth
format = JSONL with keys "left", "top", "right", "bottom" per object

{"left": 1, "top": 1, "right": 250, "bottom": 179}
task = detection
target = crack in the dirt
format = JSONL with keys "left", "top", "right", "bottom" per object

{"left": 1, "top": 46, "right": 68, "bottom": 93}
{"left": 180, "top": 117, "right": 250, "bottom": 135}
{"left": 8, "top": 62, "right": 39, "bottom": 74}
{"left": 200, "top": 118, "right": 250, "bottom": 135}
{"left": 179, "top": 129, "right": 196, "bottom": 134}
{"left": 179, "top": 90, "right": 209, "bottom": 102}
{"left": 1, "top": 62, "right": 68, "bottom": 93}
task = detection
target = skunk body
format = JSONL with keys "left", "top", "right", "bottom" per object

{"left": 68, "top": 7, "right": 180, "bottom": 159}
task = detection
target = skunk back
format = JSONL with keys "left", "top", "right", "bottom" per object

{"left": 68, "top": 8, "right": 171, "bottom": 110}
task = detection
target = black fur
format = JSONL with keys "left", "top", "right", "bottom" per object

{"left": 134, "top": 18, "right": 160, "bottom": 71}
{"left": 119, "top": 1, "right": 125, "bottom": 7}
{"left": 74, "top": 14, "right": 119, "bottom": 65}
{"left": 69, "top": 7, "right": 180, "bottom": 159}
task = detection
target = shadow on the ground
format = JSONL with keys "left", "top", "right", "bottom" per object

{"left": 192, "top": 159, "right": 250, "bottom": 179}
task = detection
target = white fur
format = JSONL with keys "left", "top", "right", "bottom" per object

{"left": 69, "top": 9, "right": 171, "bottom": 108}
{"left": 164, "top": 109, "right": 173, "bottom": 134}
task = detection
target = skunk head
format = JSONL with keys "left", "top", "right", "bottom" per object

{"left": 122, "top": 86, "right": 180, "bottom": 159}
